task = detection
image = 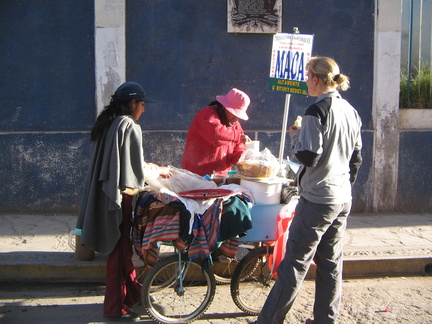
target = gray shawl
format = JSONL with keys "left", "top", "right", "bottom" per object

{"left": 76, "top": 115, "right": 146, "bottom": 254}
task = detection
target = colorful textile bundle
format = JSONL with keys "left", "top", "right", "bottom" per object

{"left": 131, "top": 191, "right": 252, "bottom": 268}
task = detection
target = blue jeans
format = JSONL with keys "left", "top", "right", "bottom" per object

{"left": 257, "top": 197, "right": 351, "bottom": 324}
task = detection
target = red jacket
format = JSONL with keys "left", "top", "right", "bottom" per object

{"left": 182, "top": 105, "right": 246, "bottom": 176}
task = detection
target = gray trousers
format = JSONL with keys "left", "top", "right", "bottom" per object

{"left": 257, "top": 197, "right": 351, "bottom": 324}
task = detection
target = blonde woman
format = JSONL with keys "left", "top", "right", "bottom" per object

{"left": 257, "top": 57, "right": 362, "bottom": 324}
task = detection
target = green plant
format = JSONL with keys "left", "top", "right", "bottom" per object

{"left": 400, "top": 61, "right": 431, "bottom": 109}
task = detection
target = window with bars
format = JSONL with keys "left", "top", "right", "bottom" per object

{"left": 400, "top": 0, "right": 432, "bottom": 108}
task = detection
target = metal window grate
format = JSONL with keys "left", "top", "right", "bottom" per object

{"left": 401, "top": 0, "right": 432, "bottom": 108}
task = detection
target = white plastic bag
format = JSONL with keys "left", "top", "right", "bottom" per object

{"left": 146, "top": 167, "right": 217, "bottom": 193}
{"left": 236, "top": 148, "right": 280, "bottom": 178}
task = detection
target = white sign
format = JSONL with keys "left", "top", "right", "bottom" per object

{"left": 269, "top": 33, "right": 314, "bottom": 95}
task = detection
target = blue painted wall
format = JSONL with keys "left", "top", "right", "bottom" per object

{"left": 398, "top": 131, "right": 432, "bottom": 212}
{"left": 0, "top": 0, "right": 94, "bottom": 212}
{"left": 0, "top": 1, "right": 95, "bottom": 131}
{"left": 0, "top": 133, "right": 91, "bottom": 212}
{"left": 127, "top": 0, "right": 375, "bottom": 212}
{"left": 1, "top": 0, "right": 430, "bottom": 213}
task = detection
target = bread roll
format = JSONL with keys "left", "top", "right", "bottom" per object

{"left": 292, "top": 116, "right": 302, "bottom": 130}
{"left": 236, "top": 160, "right": 275, "bottom": 178}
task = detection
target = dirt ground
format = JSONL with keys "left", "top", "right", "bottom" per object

{"left": 0, "top": 276, "right": 431, "bottom": 324}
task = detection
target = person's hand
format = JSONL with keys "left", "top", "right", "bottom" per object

{"left": 159, "top": 166, "right": 173, "bottom": 179}
{"left": 241, "top": 134, "right": 251, "bottom": 143}
{"left": 289, "top": 125, "right": 300, "bottom": 137}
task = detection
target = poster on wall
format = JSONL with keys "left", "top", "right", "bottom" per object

{"left": 228, "top": 0, "right": 282, "bottom": 33}
{"left": 269, "top": 33, "right": 314, "bottom": 96}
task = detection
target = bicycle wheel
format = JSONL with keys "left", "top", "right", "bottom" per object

{"left": 211, "top": 256, "right": 239, "bottom": 284}
{"left": 230, "top": 245, "right": 275, "bottom": 315}
{"left": 135, "top": 266, "right": 147, "bottom": 284}
{"left": 135, "top": 244, "right": 176, "bottom": 284}
{"left": 211, "top": 244, "right": 258, "bottom": 284}
{"left": 141, "top": 254, "right": 216, "bottom": 323}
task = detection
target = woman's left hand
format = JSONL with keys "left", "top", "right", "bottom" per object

{"left": 159, "top": 166, "right": 173, "bottom": 178}
{"left": 289, "top": 126, "right": 301, "bottom": 137}
{"left": 241, "top": 134, "right": 251, "bottom": 143}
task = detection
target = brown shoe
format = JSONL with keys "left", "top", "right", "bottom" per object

{"left": 305, "top": 319, "right": 315, "bottom": 324}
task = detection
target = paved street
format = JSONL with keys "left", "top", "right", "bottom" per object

{"left": 1, "top": 276, "right": 431, "bottom": 324}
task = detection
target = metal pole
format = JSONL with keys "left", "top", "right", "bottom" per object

{"left": 407, "top": 0, "right": 414, "bottom": 107}
{"left": 428, "top": 0, "right": 432, "bottom": 106}
{"left": 278, "top": 93, "right": 291, "bottom": 165}
{"left": 278, "top": 26, "right": 299, "bottom": 167}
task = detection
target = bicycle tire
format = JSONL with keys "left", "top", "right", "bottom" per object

{"left": 141, "top": 254, "right": 216, "bottom": 323}
{"left": 211, "top": 244, "right": 259, "bottom": 284}
{"left": 230, "top": 245, "right": 275, "bottom": 315}
{"left": 211, "top": 257, "right": 239, "bottom": 284}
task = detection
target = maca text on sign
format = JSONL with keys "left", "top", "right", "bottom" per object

{"left": 273, "top": 50, "right": 306, "bottom": 81}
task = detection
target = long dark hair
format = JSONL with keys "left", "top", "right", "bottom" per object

{"left": 90, "top": 98, "right": 134, "bottom": 142}
{"left": 209, "top": 100, "right": 230, "bottom": 126}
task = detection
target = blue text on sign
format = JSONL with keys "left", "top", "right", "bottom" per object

{"left": 273, "top": 50, "right": 305, "bottom": 81}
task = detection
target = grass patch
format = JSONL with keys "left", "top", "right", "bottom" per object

{"left": 400, "top": 61, "right": 431, "bottom": 108}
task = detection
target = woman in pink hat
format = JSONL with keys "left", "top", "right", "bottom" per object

{"left": 182, "top": 88, "right": 251, "bottom": 176}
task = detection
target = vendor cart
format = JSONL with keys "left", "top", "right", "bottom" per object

{"left": 133, "top": 180, "right": 299, "bottom": 323}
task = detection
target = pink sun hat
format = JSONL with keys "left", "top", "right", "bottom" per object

{"left": 216, "top": 88, "right": 250, "bottom": 120}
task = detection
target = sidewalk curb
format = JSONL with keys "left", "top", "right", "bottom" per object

{"left": 1, "top": 254, "right": 431, "bottom": 283}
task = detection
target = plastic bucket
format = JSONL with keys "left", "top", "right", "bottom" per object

{"left": 68, "top": 228, "right": 95, "bottom": 261}
{"left": 240, "top": 179, "right": 282, "bottom": 205}
{"left": 245, "top": 141, "right": 260, "bottom": 151}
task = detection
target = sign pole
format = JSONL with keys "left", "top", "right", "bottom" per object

{"left": 268, "top": 29, "right": 313, "bottom": 173}
{"left": 278, "top": 93, "right": 291, "bottom": 165}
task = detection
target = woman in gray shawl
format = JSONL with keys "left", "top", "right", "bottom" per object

{"left": 77, "top": 81, "right": 172, "bottom": 320}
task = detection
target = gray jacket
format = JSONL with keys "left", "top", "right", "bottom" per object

{"left": 291, "top": 91, "right": 362, "bottom": 204}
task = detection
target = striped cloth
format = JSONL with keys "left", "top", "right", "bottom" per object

{"left": 131, "top": 191, "right": 249, "bottom": 268}
{"left": 132, "top": 193, "right": 189, "bottom": 267}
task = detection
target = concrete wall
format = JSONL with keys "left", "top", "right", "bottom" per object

{"left": 0, "top": 0, "right": 94, "bottom": 213}
{"left": 0, "top": 0, "right": 431, "bottom": 214}
{"left": 374, "top": 0, "right": 432, "bottom": 212}
{"left": 125, "top": 0, "right": 375, "bottom": 213}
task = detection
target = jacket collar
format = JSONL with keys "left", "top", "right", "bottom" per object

{"left": 316, "top": 90, "right": 341, "bottom": 103}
